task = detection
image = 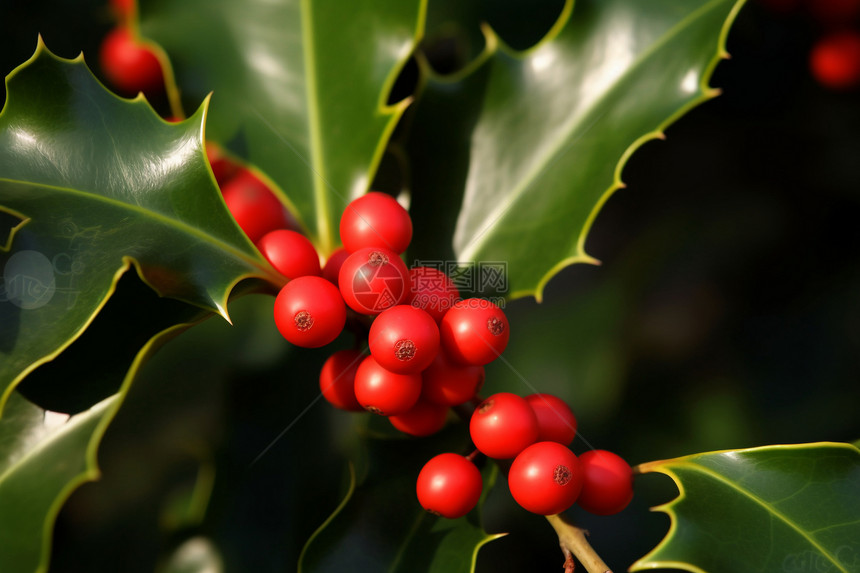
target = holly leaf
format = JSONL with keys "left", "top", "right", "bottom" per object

{"left": 140, "top": 0, "right": 426, "bottom": 255}
{"left": 0, "top": 41, "right": 280, "bottom": 411}
{"left": 407, "top": 0, "right": 746, "bottom": 299}
{"left": 0, "top": 318, "right": 197, "bottom": 573}
{"left": 0, "top": 391, "right": 115, "bottom": 573}
{"left": 633, "top": 442, "right": 860, "bottom": 573}
{"left": 298, "top": 423, "right": 504, "bottom": 573}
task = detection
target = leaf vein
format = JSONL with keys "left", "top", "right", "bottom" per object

{"left": 681, "top": 462, "right": 850, "bottom": 573}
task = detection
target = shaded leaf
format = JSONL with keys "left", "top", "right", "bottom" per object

{"left": 140, "top": 0, "right": 426, "bottom": 254}
{"left": 0, "top": 318, "right": 196, "bottom": 573}
{"left": 633, "top": 442, "right": 860, "bottom": 573}
{"left": 16, "top": 268, "right": 207, "bottom": 414}
{"left": 46, "top": 292, "right": 351, "bottom": 572}
{"left": 0, "top": 41, "right": 279, "bottom": 411}
{"left": 407, "top": 0, "right": 746, "bottom": 299}
{"left": 0, "top": 392, "right": 113, "bottom": 573}
{"left": 299, "top": 422, "right": 503, "bottom": 573}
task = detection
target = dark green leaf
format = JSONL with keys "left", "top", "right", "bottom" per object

{"left": 0, "top": 42, "right": 279, "bottom": 410}
{"left": 46, "top": 292, "right": 353, "bottom": 572}
{"left": 408, "top": 0, "right": 746, "bottom": 300}
{"left": 633, "top": 442, "right": 860, "bottom": 573}
{"left": 299, "top": 422, "right": 504, "bottom": 573}
{"left": 0, "top": 391, "right": 114, "bottom": 573}
{"left": 140, "top": 0, "right": 426, "bottom": 255}
{"left": 0, "top": 317, "right": 196, "bottom": 573}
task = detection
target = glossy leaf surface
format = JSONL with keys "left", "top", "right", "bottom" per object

{"left": 634, "top": 442, "right": 860, "bottom": 573}
{"left": 140, "top": 0, "right": 426, "bottom": 255}
{"left": 0, "top": 42, "right": 278, "bottom": 410}
{"left": 408, "top": 0, "right": 746, "bottom": 300}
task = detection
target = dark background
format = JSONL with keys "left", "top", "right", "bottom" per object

{"left": 1, "top": 0, "right": 859, "bottom": 571}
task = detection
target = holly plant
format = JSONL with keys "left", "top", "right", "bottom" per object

{"left": 1, "top": 0, "right": 859, "bottom": 572}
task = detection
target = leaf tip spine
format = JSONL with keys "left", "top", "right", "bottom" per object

{"left": 215, "top": 301, "right": 233, "bottom": 325}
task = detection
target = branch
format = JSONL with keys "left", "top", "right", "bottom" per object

{"left": 546, "top": 513, "right": 612, "bottom": 573}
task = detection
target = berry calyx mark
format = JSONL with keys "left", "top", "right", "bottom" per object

{"left": 365, "top": 405, "right": 384, "bottom": 415}
{"left": 294, "top": 310, "right": 314, "bottom": 332}
{"left": 368, "top": 251, "right": 389, "bottom": 266}
{"left": 478, "top": 399, "right": 494, "bottom": 414}
{"left": 487, "top": 317, "right": 505, "bottom": 336}
{"left": 394, "top": 339, "right": 417, "bottom": 361}
{"left": 553, "top": 464, "right": 572, "bottom": 486}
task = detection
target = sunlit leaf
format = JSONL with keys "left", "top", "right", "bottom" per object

{"left": 408, "top": 0, "right": 747, "bottom": 300}
{"left": 140, "top": 0, "right": 426, "bottom": 255}
{"left": 0, "top": 41, "right": 279, "bottom": 411}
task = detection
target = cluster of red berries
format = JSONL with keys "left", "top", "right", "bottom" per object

{"left": 760, "top": 0, "right": 860, "bottom": 90}
{"left": 417, "top": 393, "right": 634, "bottom": 519}
{"left": 216, "top": 171, "right": 635, "bottom": 520}
{"left": 223, "top": 184, "right": 634, "bottom": 521}
{"left": 265, "top": 191, "right": 497, "bottom": 432}
{"left": 96, "top": 0, "right": 637, "bottom": 523}
{"left": 99, "top": 0, "right": 165, "bottom": 97}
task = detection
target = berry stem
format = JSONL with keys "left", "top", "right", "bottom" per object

{"left": 545, "top": 513, "right": 612, "bottom": 573}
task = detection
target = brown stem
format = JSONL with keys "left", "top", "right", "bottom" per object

{"left": 546, "top": 514, "right": 612, "bottom": 573}
{"left": 448, "top": 392, "right": 608, "bottom": 571}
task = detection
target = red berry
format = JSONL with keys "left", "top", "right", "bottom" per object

{"left": 416, "top": 453, "right": 482, "bottom": 519}
{"left": 421, "top": 350, "right": 484, "bottom": 407}
{"left": 338, "top": 247, "right": 408, "bottom": 315}
{"left": 810, "top": 31, "right": 860, "bottom": 90}
{"left": 353, "top": 355, "right": 422, "bottom": 416}
{"left": 368, "top": 306, "right": 440, "bottom": 374}
{"left": 319, "top": 349, "right": 365, "bottom": 412}
{"left": 469, "top": 393, "right": 538, "bottom": 459}
{"left": 440, "top": 298, "right": 509, "bottom": 365}
{"left": 525, "top": 394, "right": 577, "bottom": 446}
{"left": 339, "top": 192, "right": 412, "bottom": 254}
{"left": 273, "top": 276, "right": 345, "bottom": 348}
{"left": 98, "top": 27, "right": 163, "bottom": 95}
{"left": 508, "top": 442, "right": 583, "bottom": 515}
{"left": 322, "top": 247, "right": 350, "bottom": 286}
{"left": 406, "top": 267, "right": 461, "bottom": 323}
{"left": 389, "top": 399, "right": 449, "bottom": 437}
{"left": 222, "top": 169, "right": 289, "bottom": 243}
{"left": 206, "top": 143, "right": 240, "bottom": 186}
{"left": 577, "top": 450, "right": 634, "bottom": 516}
{"left": 257, "top": 229, "right": 321, "bottom": 279}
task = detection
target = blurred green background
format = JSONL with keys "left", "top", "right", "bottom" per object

{"left": 2, "top": 0, "right": 859, "bottom": 571}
